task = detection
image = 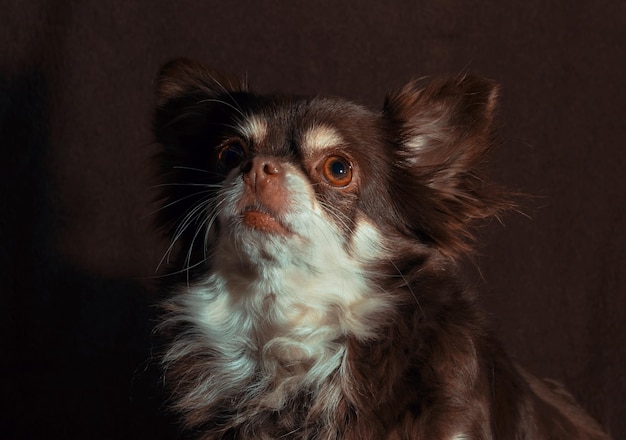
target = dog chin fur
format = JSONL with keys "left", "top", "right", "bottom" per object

{"left": 154, "top": 58, "right": 610, "bottom": 439}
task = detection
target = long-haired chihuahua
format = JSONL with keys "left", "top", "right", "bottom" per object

{"left": 152, "top": 59, "right": 610, "bottom": 440}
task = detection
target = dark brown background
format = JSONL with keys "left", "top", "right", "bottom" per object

{"left": 1, "top": 1, "right": 624, "bottom": 439}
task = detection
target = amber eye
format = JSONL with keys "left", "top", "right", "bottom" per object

{"left": 322, "top": 155, "right": 353, "bottom": 187}
{"left": 217, "top": 143, "right": 246, "bottom": 170}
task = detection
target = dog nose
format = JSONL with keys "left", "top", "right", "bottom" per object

{"left": 242, "top": 156, "right": 283, "bottom": 190}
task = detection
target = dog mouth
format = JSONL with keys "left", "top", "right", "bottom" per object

{"left": 240, "top": 208, "right": 292, "bottom": 236}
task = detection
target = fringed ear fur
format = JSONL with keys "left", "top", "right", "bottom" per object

{"left": 155, "top": 58, "right": 247, "bottom": 107}
{"left": 153, "top": 58, "right": 248, "bottom": 156}
{"left": 384, "top": 75, "right": 512, "bottom": 257}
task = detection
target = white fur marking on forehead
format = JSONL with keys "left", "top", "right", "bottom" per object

{"left": 302, "top": 125, "right": 344, "bottom": 154}
{"left": 238, "top": 115, "right": 268, "bottom": 145}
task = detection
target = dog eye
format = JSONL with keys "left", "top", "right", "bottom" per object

{"left": 322, "top": 155, "right": 353, "bottom": 187}
{"left": 218, "top": 143, "right": 246, "bottom": 169}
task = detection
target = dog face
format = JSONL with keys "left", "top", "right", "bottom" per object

{"left": 155, "top": 59, "right": 503, "bottom": 283}
{"left": 196, "top": 98, "right": 392, "bottom": 273}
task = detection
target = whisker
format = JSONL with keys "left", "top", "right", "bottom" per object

{"left": 203, "top": 199, "right": 228, "bottom": 260}
{"left": 197, "top": 98, "right": 246, "bottom": 120}
{"left": 151, "top": 182, "right": 222, "bottom": 189}
{"left": 182, "top": 195, "right": 230, "bottom": 278}
{"left": 183, "top": 212, "right": 212, "bottom": 285}
{"left": 389, "top": 260, "right": 425, "bottom": 319}
{"left": 203, "top": 73, "right": 247, "bottom": 116}
{"left": 145, "top": 190, "right": 214, "bottom": 219}
{"left": 156, "top": 181, "right": 237, "bottom": 277}
{"left": 317, "top": 200, "right": 355, "bottom": 232}
{"left": 172, "top": 166, "right": 210, "bottom": 173}
{"left": 156, "top": 197, "right": 215, "bottom": 273}
{"left": 149, "top": 254, "right": 214, "bottom": 280}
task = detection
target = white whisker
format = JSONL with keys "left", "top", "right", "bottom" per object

{"left": 145, "top": 189, "right": 214, "bottom": 219}
{"left": 156, "top": 197, "right": 215, "bottom": 274}
{"left": 197, "top": 98, "right": 246, "bottom": 120}
{"left": 172, "top": 166, "right": 210, "bottom": 173}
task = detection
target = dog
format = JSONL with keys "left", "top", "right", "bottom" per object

{"left": 152, "top": 58, "right": 610, "bottom": 439}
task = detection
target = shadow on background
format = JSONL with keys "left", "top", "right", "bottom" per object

{"left": 0, "top": 70, "right": 178, "bottom": 439}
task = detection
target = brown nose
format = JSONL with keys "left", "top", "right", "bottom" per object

{"left": 242, "top": 156, "right": 283, "bottom": 191}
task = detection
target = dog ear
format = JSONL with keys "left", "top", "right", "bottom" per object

{"left": 384, "top": 75, "right": 510, "bottom": 256}
{"left": 384, "top": 74, "right": 498, "bottom": 182}
{"left": 153, "top": 59, "right": 248, "bottom": 153}
{"left": 155, "top": 58, "right": 247, "bottom": 107}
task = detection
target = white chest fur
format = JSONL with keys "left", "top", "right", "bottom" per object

{"left": 163, "top": 220, "right": 391, "bottom": 416}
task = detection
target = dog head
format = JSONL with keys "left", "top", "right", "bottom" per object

{"left": 154, "top": 59, "right": 505, "bottom": 281}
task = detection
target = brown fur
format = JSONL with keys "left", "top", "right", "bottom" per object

{"left": 153, "top": 58, "right": 610, "bottom": 439}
